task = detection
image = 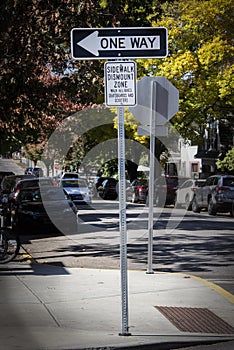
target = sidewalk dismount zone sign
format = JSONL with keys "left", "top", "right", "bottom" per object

{"left": 104, "top": 61, "right": 136, "bottom": 106}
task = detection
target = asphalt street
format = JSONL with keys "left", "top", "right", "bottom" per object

{"left": 19, "top": 200, "right": 234, "bottom": 295}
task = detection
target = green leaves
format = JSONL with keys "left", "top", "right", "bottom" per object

{"left": 216, "top": 147, "right": 234, "bottom": 172}
{"left": 139, "top": 0, "right": 233, "bottom": 144}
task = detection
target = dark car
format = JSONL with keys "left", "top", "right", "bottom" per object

{"left": 92, "top": 177, "right": 109, "bottom": 198}
{"left": 11, "top": 186, "right": 78, "bottom": 234}
{"left": 115, "top": 180, "right": 133, "bottom": 202}
{"left": 130, "top": 179, "right": 148, "bottom": 203}
{"left": 155, "top": 175, "right": 178, "bottom": 206}
{"left": 97, "top": 178, "right": 118, "bottom": 200}
{"left": 12, "top": 177, "right": 58, "bottom": 202}
{"left": 192, "top": 175, "right": 234, "bottom": 216}
{"left": 25, "top": 167, "right": 44, "bottom": 177}
{"left": 0, "top": 174, "right": 36, "bottom": 221}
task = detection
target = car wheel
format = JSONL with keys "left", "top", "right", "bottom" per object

{"left": 192, "top": 197, "right": 200, "bottom": 213}
{"left": 208, "top": 198, "right": 216, "bottom": 215}
{"left": 13, "top": 217, "right": 24, "bottom": 235}
{"left": 185, "top": 195, "right": 192, "bottom": 211}
{"left": 230, "top": 202, "right": 234, "bottom": 217}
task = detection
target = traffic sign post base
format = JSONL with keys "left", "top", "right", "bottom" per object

{"left": 119, "top": 332, "right": 132, "bottom": 336}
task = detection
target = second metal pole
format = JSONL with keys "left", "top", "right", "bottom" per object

{"left": 147, "top": 81, "right": 156, "bottom": 274}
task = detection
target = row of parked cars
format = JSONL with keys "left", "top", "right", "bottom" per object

{"left": 151, "top": 174, "right": 234, "bottom": 217}
{"left": 58, "top": 172, "right": 234, "bottom": 217}
{"left": 93, "top": 176, "right": 148, "bottom": 203}
{"left": 1, "top": 171, "right": 233, "bottom": 235}
{"left": 187, "top": 175, "right": 234, "bottom": 216}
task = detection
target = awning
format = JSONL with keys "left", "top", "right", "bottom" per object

{"left": 195, "top": 150, "right": 219, "bottom": 159}
{"left": 137, "top": 165, "right": 150, "bottom": 172}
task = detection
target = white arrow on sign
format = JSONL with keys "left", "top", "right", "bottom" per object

{"left": 77, "top": 31, "right": 160, "bottom": 56}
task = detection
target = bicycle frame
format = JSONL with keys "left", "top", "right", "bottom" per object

{"left": 0, "top": 199, "right": 21, "bottom": 264}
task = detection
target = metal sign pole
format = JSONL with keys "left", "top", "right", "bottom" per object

{"left": 147, "top": 81, "right": 156, "bottom": 274}
{"left": 118, "top": 106, "right": 131, "bottom": 336}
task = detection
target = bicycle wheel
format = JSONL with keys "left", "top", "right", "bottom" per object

{"left": 0, "top": 228, "right": 21, "bottom": 264}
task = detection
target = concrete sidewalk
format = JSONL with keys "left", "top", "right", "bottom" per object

{"left": 0, "top": 158, "right": 25, "bottom": 175}
{"left": 0, "top": 262, "right": 234, "bottom": 350}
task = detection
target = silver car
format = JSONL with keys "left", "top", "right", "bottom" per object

{"left": 192, "top": 175, "right": 234, "bottom": 216}
{"left": 175, "top": 179, "right": 205, "bottom": 210}
{"left": 59, "top": 178, "right": 92, "bottom": 205}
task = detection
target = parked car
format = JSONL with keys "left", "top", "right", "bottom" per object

{"left": 1, "top": 174, "right": 35, "bottom": 195}
{"left": 25, "top": 167, "right": 43, "bottom": 177}
{"left": 92, "top": 176, "right": 109, "bottom": 198}
{"left": 11, "top": 177, "right": 58, "bottom": 202}
{"left": 155, "top": 175, "right": 178, "bottom": 206}
{"left": 2, "top": 174, "right": 55, "bottom": 221}
{"left": 60, "top": 172, "right": 79, "bottom": 179}
{"left": 0, "top": 174, "right": 36, "bottom": 207}
{"left": 97, "top": 178, "right": 118, "bottom": 200}
{"left": 130, "top": 179, "right": 148, "bottom": 203}
{"left": 0, "top": 174, "right": 37, "bottom": 224}
{"left": 192, "top": 175, "right": 234, "bottom": 216}
{"left": 11, "top": 186, "right": 78, "bottom": 234}
{"left": 175, "top": 179, "right": 206, "bottom": 210}
{"left": 115, "top": 180, "right": 133, "bottom": 202}
{"left": 59, "top": 178, "right": 92, "bottom": 205}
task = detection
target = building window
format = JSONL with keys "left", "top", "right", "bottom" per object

{"left": 191, "top": 163, "right": 199, "bottom": 173}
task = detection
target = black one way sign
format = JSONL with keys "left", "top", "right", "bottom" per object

{"left": 71, "top": 27, "right": 167, "bottom": 60}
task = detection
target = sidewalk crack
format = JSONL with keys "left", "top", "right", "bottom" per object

{"left": 16, "top": 275, "right": 61, "bottom": 327}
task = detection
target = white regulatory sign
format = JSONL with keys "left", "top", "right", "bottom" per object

{"left": 104, "top": 61, "right": 136, "bottom": 107}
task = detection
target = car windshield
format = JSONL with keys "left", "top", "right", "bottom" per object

{"left": 62, "top": 179, "right": 87, "bottom": 188}
{"left": 20, "top": 179, "right": 52, "bottom": 188}
{"left": 20, "top": 188, "right": 67, "bottom": 202}
{"left": 195, "top": 180, "right": 206, "bottom": 187}
{"left": 223, "top": 178, "right": 234, "bottom": 187}
{"left": 62, "top": 173, "right": 79, "bottom": 179}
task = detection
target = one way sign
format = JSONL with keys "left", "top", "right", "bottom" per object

{"left": 71, "top": 27, "right": 167, "bottom": 60}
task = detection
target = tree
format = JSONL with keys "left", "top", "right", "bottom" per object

{"left": 216, "top": 147, "right": 234, "bottom": 173}
{"left": 137, "top": 0, "right": 234, "bottom": 145}
{"left": 0, "top": 0, "right": 167, "bottom": 151}
{"left": 23, "top": 143, "right": 45, "bottom": 167}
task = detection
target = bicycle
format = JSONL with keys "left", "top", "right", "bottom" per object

{"left": 0, "top": 195, "right": 21, "bottom": 264}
